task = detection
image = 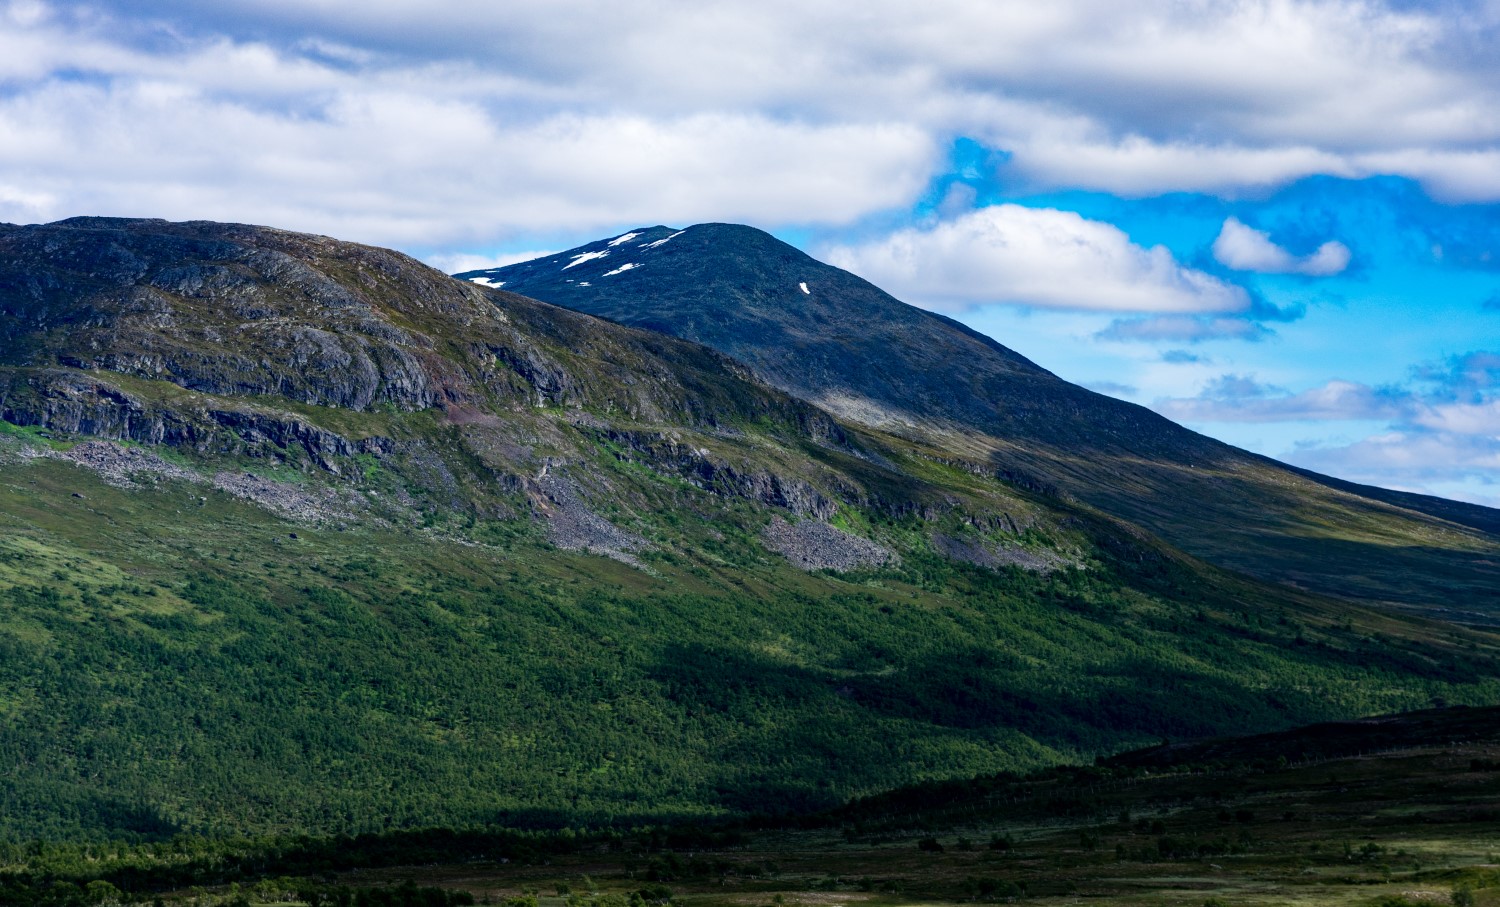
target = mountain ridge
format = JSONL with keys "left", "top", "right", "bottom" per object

{"left": 461, "top": 223, "right": 1500, "bottom": 617}
{"left": 0, "top": 215, "right": 1497, "bottom": 841}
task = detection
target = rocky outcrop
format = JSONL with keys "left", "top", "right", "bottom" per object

{"left": 587, "top": 427, "right": 838, "bottom": 518}
{"left": 0, "top": 218, "right": 840, "bottom": 437}
{"left": 761, "top": 517, "right": 895, "bottom": 571}
{"left": 530, "top": 472, "right": 647, "bottom": 565}
{"left": 931, "top": 532, "right": 1073, "bottom": 574}
{"left": 26, "top": 440, "right": 366, "bottom": 523}
{"left": 0, "top": 368, "right": 387, "bottom": 473}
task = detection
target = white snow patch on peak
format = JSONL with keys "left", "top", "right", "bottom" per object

{"left": 799, "top": 282, "right": 810, "bottom": 294}
{"left": 563, "top": 250, "right": 609, "bottom": 270}
{"left": 602, "top": 262, "right": 641, "bottom": 277}
{"left": 607, "top": 232, "right": 641, "bottom": 247}
{"left": 643, "top": 230, "right": 686, "bottom": 250}
{"left": 468, "top": 276, "right": 505, "bottom": 288}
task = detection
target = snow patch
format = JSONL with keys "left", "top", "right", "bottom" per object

{"left": 799, "top": 282, "right": 810, "bottom": 294}
{"left": 607, "top": 231, "right": 641, "bottom": 247}
{"left": 468, "top": 276, "right": 505, "bottom": 288}
{"left": 563, "top": 250, "right": 609, "bottom": 270}
{"left": 643, "top": 231, "right": 686, "bottom": 250}
{"left": 602, "top": 262, "right": 641, "bottom": 277}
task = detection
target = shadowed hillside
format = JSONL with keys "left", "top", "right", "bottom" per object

{"left": 463, "top": 224, "right": 1500, "bottom": 618}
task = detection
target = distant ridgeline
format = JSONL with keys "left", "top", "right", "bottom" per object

{"left": 0, "top": 217, "right": 1494, "bottom": 841}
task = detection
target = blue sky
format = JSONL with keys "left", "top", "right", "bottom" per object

{"left": 0, "top": 1, "right": 1496, "bottom": 505}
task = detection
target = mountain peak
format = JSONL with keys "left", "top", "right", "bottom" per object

{"left": 459, "top": 223, "right": 1500, "bottom": 613}
{"left": 457, "top": 222, "right": 1051, "bottom": 434}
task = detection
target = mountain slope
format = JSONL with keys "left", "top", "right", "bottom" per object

{"left": 1, "top": 216, "right": 1499, "bottom": 842}
{"left": 460, "top": 224, "right": 1500, "bottom": 618}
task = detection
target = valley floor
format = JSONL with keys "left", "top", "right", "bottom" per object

{"left": 162, "top": 731, "right": 1500, "bottom": 907}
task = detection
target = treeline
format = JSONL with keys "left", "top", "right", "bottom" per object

{"left": 0, "top": 877, "right": 477, "bottom": 907}
{"left": 0, "top": 825, "right": 744, "bottom": 903}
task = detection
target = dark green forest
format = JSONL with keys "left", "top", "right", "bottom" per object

{"left": 2, "top": 450, "right": 1494, "bottom": 845}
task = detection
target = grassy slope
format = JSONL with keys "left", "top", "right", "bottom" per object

{"left": 2, "top": 412, "right": 1499, "bottom": 842}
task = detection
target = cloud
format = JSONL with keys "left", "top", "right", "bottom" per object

{"left": 1212, "top": 217, "right": 1351, "bottom": 275}
{"left": 1411, "top": 399, "right": 1500, "bottom": 434}
{"left": 1484, "top": 294, "right": 1500, "bottom": 311}
{"left": 424, "top": 249, "right": 558, "bottom": 274}
{"left": 1004, "top": 136, "right": 1357, "bottom": 198}
{"left": 1082, "top": 380, "right": 1137, "bottom": 397}
{"left": 1097, "top": 315, "right": 1272, "bottom": 344}
{"left": 1266, "top": 350, "right": 1500, "bottom": 503}
{"left": 1354, "top": 148, "right": 1500, "bottom": 203}
{"left": 822, "top": 205, "right": 1249, "bottom": 313}
{"left": 0, "top": 0, "right": 1496, "bottom": 247}
{"left": 0, "top": 70, "right": 935, "bottom": 244}
{"left": 1288, "top": 431, "right": 1500, "bottom": 497}
{"left": 1161, "top": 349, "right": 1204, "bottom": 364}
{"left": 1410, "top": 350, "right": 1500, "bottom": 398}
{"left": 1152, "top": 351, "right": 1500, "bottom": 501}
{"left": 1154, "top": 375, "right": 1405, "bottom": 423}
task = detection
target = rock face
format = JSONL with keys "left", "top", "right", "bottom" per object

{"left": 932, "top": 532, "right": 1071, "bottom": 574}
{"left": 532, "top": 472, "right": 648, "bottom": 564}
{"left": 762, "top": 517, "right": 896, "bottom": 571}
{"left": 465, "top": 224, "right": 1500, "bottom": 613}
{"left": 0, "top": 218, "right": 844, "bottom": 437}
{"left": 27, "top": 440, "right": 365, "bottom": 523}
{"left": 0, "top": 217, "right": 979, "bottom": 563}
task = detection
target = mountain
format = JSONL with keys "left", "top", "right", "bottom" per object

{"left": 459, "top": 224, "right": 1500, "bottom": 619}
{"left": 1, "top": 216, "right": 1498, "bottom": 842}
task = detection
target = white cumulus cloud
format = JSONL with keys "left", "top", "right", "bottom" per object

{"left": 822, "top": 205, "right": 1249, "bottom": 314}
{"left": 0, "top": 0, "right": 1497, "bottom": 245}
{"left": 1212, "top": 218, "right": 1351, "bottom": 275}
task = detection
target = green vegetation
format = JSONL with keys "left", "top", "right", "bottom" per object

{"left": 1, "top": 440, "right": 1498, "bottom": 842}
{"left": 4, "top": 714, "right": 1500, "bottom": 907}
{"left": 2, "top": 216, "right": 1499, "bottom": 880}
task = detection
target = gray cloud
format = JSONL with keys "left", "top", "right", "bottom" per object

{"left": 1287, "top": 432, "right": 1500, "bottom": 505}
{"left": 1151, "top": 352, "right": 1500, "bottom": 501}
{"left": 1154, "top": 375, "right": 1407, "bottom": 423}
{"left": 1, "top": 0, "right": 1499, "bottom": 250}
{"left": 1256, "top": 347, "right": 1500, "bottom": 505}
{"left": 1161, "top": 349, "right": 1204, "bottom": 364}
{"left": 1096, "top": 315, "right": 1273, "bottom": 343}
{"left": 1082, "top": 380, "right": 1137, "bottom": 397}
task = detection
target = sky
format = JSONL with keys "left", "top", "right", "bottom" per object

{"left": 1, "top": 1, "right": 1497, "bottom": 506}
